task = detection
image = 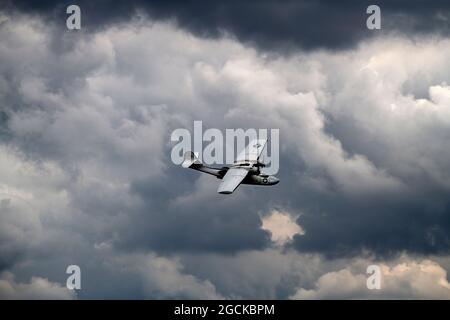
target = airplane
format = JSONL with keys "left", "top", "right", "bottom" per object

{"left": 182, "top": 139, "right": 279, "bottom": 194}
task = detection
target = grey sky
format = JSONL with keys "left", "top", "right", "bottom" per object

{"left": 0, "top": 1, "right": 450, "bottom": 299}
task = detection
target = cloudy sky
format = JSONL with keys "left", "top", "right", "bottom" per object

{"left": 0, "top": 0, "right": 450, "bottom": 299}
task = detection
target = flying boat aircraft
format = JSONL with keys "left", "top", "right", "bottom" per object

{"left": 182, "top": 139, "right": 279, "bottom": 194}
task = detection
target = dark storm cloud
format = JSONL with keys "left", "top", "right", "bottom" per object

{"left": 291, "top": 185, "right": 450, "bottom": 258}
{"left": 2, "top": 9, "right": 450, "bottom": 298}
{"left": 123, "top": 170, "right": 271, "bottom": 253}
{"left": 2, "top": 12, "right": 450, "bottom": 260}
{"left": 2, "top": 0, "right": 450, "bottom": 51}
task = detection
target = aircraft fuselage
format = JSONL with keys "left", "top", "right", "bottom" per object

{"left": 241, "top": 173, "right": 279, "bottom": 186}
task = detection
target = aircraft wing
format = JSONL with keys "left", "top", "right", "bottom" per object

{"left": 235, "top": 139, "right": 267, "bottom": 163}
{"left": 217, "top": 167, "right": 249, "bottom": 194}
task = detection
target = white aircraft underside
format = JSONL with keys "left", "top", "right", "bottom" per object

{"left": 182, "top": 139, "right": 279, "bottom": 194}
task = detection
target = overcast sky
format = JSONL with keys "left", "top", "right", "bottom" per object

{"left": 1, "top": 0, "right": 450, "bottom": 299}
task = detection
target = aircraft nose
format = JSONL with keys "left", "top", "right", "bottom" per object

{"left": 271, "top": 177, "right": 280, "bottom": 185}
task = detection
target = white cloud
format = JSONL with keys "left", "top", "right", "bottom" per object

{"left": 261, "top": 209, "right": 304, "bottom": 246}
{"left": 0, "top": 272, "right": 75, "bottom": 300}
{"left": 3, "top": 14, "right": 450, "bottom": 199}
{"left": 291, "top": 259, "right": 450, "bottom": 299}
{"left": 99, "top": 251, "right": 224, "bottom": 299}
{"left": 138, "top": 254, "right": 223, "bottom": 299}
{"left": 0, "top": 145, "right": 70, "bottom": 268}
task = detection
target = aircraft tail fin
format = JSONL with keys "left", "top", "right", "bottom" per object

{"left": 182, "top": 151, "right": 202, "bottom": 168}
